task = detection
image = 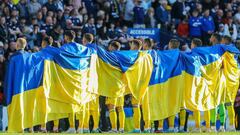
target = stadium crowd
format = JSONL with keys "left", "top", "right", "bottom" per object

{"left": 0, "top": 0, "right": 240, "bottom": 133}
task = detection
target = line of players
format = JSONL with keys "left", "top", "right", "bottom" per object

{"left": 14, "top": 30, "right": 237, "bottom": 133}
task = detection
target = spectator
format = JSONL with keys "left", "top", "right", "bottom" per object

{"left": 40, "top": 16, "right": 53, "bottom": 35}
{"left": 171, "top": 0, "right": 188, "bottom": 25}
{"left": 222, "top": 10, "right": 233, "bottom": 24}
{"left": 37, "top": 0, "right": 48, "bottom": 5}
{"left": 108, "top": 0, "right": 121, "bottom": 25}
{"left": 0, "top": 42, "right": 4, "bottom": 57}
{"left": 106, "top": 23, "right": 118, "bottom": 40}
{"left": 36, "top": 11, "right": 44, "bottom": 26}
{"left": 234, "top": 6, "right": 240, "bottom": 23}
{"left": 201, "top": 0, "right": 213, "bottom": 11}
{"left": 17, "top": 0, "right": 29, "bottom": 18}
{"left": 82, "top": 17, "right": 96, "bottom": 35}
{"left": 69, "top": 9, "right": 82, "bottom": 30}
{"left": 96, "top": 18, "right": 107, "bottom": 41}
{"left": 189, "top": 10, "right": 202, "bottom": 39}
{"left": 210, "top": 4, "right": 219, "bottom": 18}
{"left": 49, "top": 24, "right": 63, "bottom": 46}
{"left": 18, "top": 17, "right": 27, "bottom": 33}
{"left": 8, "top": 9, "right": 22, "bottom": 41}
{"left": 144, "top": 7, "right": 156, "bottom": 28}
{"left": 201, "top": 9, "right": 215, "bottom": 45}
{"left": 70, "top": 0, "right": 82, "bottom": 10}
{"left": 133, "top": 0, "right": 146, "bottom": 28}
{"left": 155, "top": 0, "right": 170, "bottom": 29}
{"left": 217, "top": 23, "right": 225, "bottom": 36}
{"left": 0, "top": 17, "right": 8, "bottom": 43}
{"left": 44, "top": 0, "right": 57, "bottom": 12}
{"left": 214, "top": 9, "right": 224, "bottom": 31}
{"left": 4, "top": 41, "right": 17, "bottom": 61}
{"left": 27, "top": 0, "right": 41, "bottom": 16}
{"left": 56, "top": 9, "right": 65, "bottom": 27}
{"left": 118, "top": 25, "right": 131, "bottom": 50}
{"left": 123, "top": 0, "right": 134, "bottom": 27}
{"left": 223, "top": 18, "right": 237, "bottom": 42}
{"left": 54, "top": 0, "right": 64, "bottom": 11}
{"left": 25, "top": 24, "right": 38, "bottom": 49}
{"left": 41, "top": 6, "right": 48, "bottom": 21}
{"left": 82, "top": 0, "right": 96, "bottom": 17}
{"left": 151, "top": 0, "right": 160, "bottom": 10}
{"left": 195, "top": 3, "right": 202, "bottom": 13}
{"left": 177, "top": 18, "right": 189, "bottom": 38}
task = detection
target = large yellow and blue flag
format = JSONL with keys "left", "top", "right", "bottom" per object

{"left": 4, "top": 42, "right": 240, "bottom": 132}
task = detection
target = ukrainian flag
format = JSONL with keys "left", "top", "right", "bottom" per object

{"left": 145, "top": 44, "right": 240, "bottom": 121}
{"left": 5, "top": 43, "right": 98, "bottom": 132}
{"left": 4, "top": 43, "right": 240, "bottom": 132}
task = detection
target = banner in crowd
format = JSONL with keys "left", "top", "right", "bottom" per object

{"left": 127, "top": 28, "right": 160, "bottom": 42}
{"left": 4, "top": 43, "right": 240, "bottom": 132}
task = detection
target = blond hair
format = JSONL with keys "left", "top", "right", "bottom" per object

{"left": 17, "top": 38, "right": 27, "bottom": 50}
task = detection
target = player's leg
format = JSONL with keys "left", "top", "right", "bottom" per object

{"left": 168, "top": 115, "right": 175, "bottom": 132}
{"left": 116, "top": 96, "right": 125, "bottom": 133}
{"left": 210, "top": 108, "right": 217, "bottom": 132}
{"left": 203, "top": 110, "right": 210, "bottom": 132}
{"left": 179, "top": 109, "right": 186, "bottom": 132}
{"left": 156, "top": 120, "right": 163, "bottom": 133}
{"left": 106, "top": 97, "right": 118, "bottom": 132}
{"left": 65, "top": 113, "right": 76, "bottom": 133}
{"left": 226, "top": 103, "right": 236, "bottom": 131}
{"left": 131, "top": 97, "right": 141, "bottom": 133}
{"left": 218, "top": 103, "right": 226, "bottom": 132}
{"left": 193, "top": 111, "right": 201, "bottom": 132}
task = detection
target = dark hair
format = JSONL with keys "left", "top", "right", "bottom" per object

{"left": 222, "top": 35, "right": 232, "bottom": 44}
{"left": 64, "top": 30, "right": 76, "bottom": 41}
{"left": 83, "top": 33, "right": 94, "bottom": 43}
{"left": 43, "top": 36, "right": 53, "bottom": 45}
{"left": 169, "top": 39, "right": 180, "bottom": 49}
{"left": 192, "top": 38, "right": 202, "bottom": 47}
{"left": 144, "top": 38, "right": 154, "bottom": 49}
{"left": 109, "top": 41, "right": 121, "bottom": 51}
{"left": 211, "top": 33, "right": 221, "bottom": 43}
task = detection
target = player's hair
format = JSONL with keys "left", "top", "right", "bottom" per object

{"left": 64, "top": 30, "right": 76, "bottom": 41}
{"left": 192, "top": 38, "right": 202, "bottom": 47}
{"left": 109, "top": 41, "right": 121, "bottom": 51}
{"left": 43, "top": 36, "right": 53, "bottom": 45}
{"left": 222, "top": 35, "right": 232, "bottom": 44}
{"left": 211, "top": 33, "right": 221, "bottom": 43}
{"left": 17, "top": 38, "right": 27, "bottom": 49}
{"left": 129, "top": 39, "right": 143, "bottom": 49}
{"left": 144, "top": 38, "right": 154, "bottom": 49}
{"left": 83, "top": 33, "right": 94, "bottom": 43}
{"left": 169, "top": 39, "right": 180, "bottom": 49}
